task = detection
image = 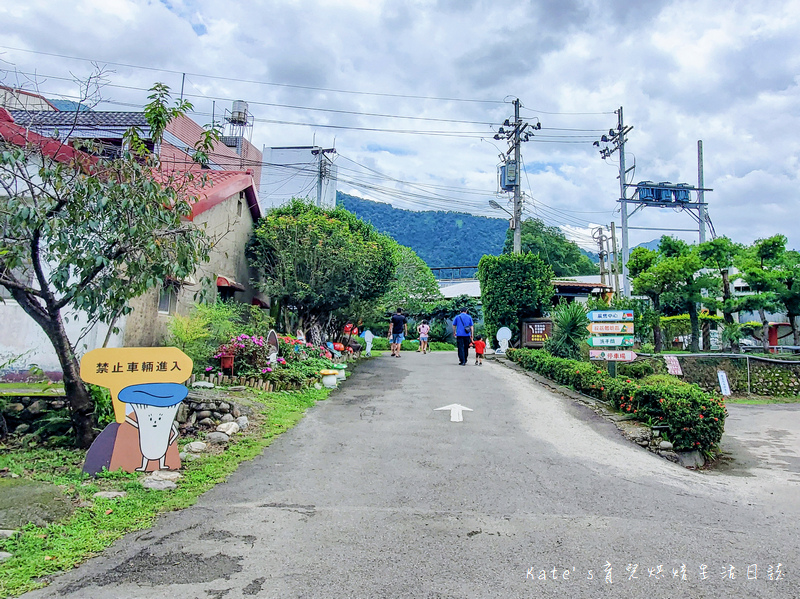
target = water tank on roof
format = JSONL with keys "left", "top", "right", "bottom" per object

{"left": 230, "top": 100, "right": 248, "bottom": 124}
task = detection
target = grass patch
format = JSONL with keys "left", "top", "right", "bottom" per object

{"left": 0, "top": 386, "right": 330, "bottom": 597}
{"left": 0, "top": 382, "right": 65, "bottom": 396}
{"left": 727, "top": 395, "right": 800, "bottom": 405}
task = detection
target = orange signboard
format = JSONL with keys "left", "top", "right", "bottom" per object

{"left": 81, "top": 347, "right": 192, "bottom": 423}
{"left": 80, "top": 347, "right": 192, "bottom": 475}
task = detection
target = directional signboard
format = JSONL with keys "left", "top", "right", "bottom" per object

{"left": 588, "top": 310, "right": 634, "bottom": 322}
{"left": 586, "top": 336, "right": 634, "bottom": 348}
{"left": 590, "top": 350, "right": 637, "bottom": 362}
{"left": 587, "top": 322, "right": 634, "bottom": 334}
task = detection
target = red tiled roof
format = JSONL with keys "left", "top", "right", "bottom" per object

{"left": 1, "top": 108, "right": 260, "bottom": 222}
{"left": 163, "top": 169, "right": 261, "bottom": 221}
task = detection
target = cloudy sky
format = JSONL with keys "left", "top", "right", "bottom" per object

{"left": 1, "top": 0, "right": 798, "bottom": 252}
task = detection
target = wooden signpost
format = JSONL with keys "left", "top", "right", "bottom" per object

{"left": 587, "top": 311, "right": 637, "bottom": 375}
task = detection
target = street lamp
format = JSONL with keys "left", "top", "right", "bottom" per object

{"left": 488, "top": 199, "right": 513, "bottom": 216}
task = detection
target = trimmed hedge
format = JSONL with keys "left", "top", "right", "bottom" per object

{"left": 370, "top": 337, "right": 455, "bottom": 351}
{"left": 507, "top": 348, "right": 727, "bottom": 452}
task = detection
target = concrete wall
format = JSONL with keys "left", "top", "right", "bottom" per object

{"left": 123, "top": 190, "right": 259, "bottom": 347}
{"left": 0, "top": 300, "right": 124, "bottom": 375}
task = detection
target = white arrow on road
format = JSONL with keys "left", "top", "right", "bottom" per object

{"left": 435, "top": 404, "right": 473, "bottom": 422}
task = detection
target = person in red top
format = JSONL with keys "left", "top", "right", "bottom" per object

{"left": 472, "top": 335, "right": 486, "bottom": 366}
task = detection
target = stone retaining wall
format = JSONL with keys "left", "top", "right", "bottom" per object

{"left": 643, "top": 355, "right": 800, "bottom": 396}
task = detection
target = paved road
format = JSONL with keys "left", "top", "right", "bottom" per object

{"left": 719, "top": 403, "right": 800, "bottom": 482}
{"left": 24, "top": 352, "right": 800, "bottom": 598}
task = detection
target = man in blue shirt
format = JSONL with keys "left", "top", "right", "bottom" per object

{"left": 452, "top": 307, "right": 474, "bottom": 366}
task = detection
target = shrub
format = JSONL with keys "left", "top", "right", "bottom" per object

{"left": 429, "top": 341, "right": 456, "bottom": 351}
{"left": 167, "top": 301, "right": 269, "bottom": 374}
{"left": 478, "top": 253, "right": 554, "bottom": 344}
{"left": 544, "top": 300, "right": 589, "bottom": 360}
{"left": 508, "top": 348, "right": 727, "bottom": 452}
{"left": 617, "top": 361, "right": 655, "bottom": 379}
{"left": 371, "top": 337, "right": 390, "bottom": 350}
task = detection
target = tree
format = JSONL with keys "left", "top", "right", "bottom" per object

{"left": 332, "top": 244, "right": 442, "bottom": 338}
{"left": 734, "top": 236, "right": 786, "bottom": 353}
{"left": 699, "top": 236, "right": 743, "bottom": 351}
{"left": 658, "top": 237, "right": 719, "bottom": 352}
{"left": 627, "top": 246, "right": 684, "bottom": 353}
{"left": 379, "top": 245, "right": 443, "bottom": 317}
{"left": 502, "top": 218, "right": 598, "bottom": 277}
{"left": 248, "top": 199, "right": 398, "bottom": 336}
{"left": 776, "top": 250, "right": 800, "bottom": 346}
{"left": 0, "top": 84, "right": 215, "bottom": 447}
{"left": 477, "top": 252, "right": 554, "bottom": 345}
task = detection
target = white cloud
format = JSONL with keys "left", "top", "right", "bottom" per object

{"left": 2, "top": 0, "right": 799, "bottom": 252}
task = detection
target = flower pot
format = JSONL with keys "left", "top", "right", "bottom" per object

{"left": 220, "top": 354, "right": 234, "bottom": 374}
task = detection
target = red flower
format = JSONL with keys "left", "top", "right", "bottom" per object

{"left": 600, "top": 387, "right": 604, "bottom": 391}
{"left": 713, "top": 417, "right": 718, "bottom": 421}
{"left": 659, "top": 398, "right": 664, "bottom": 403}
{"left": 698, "top": 414, "right": 704, "bottom": 419}
{"left": 626, "top": 379, "right": 631, "bottom": 383}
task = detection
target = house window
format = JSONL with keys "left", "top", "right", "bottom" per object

{"left": 217, "top": 286, "right": 236, "bottom": 302}
{"left": 157, "top": 284, "right": 178, "bottom": 314}
{"left": 237, "top": 199, "right": 243, "bottom": 217}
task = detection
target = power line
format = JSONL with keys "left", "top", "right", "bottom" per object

{"left": 0, "top": 45, "right": 505, "bottom": 105}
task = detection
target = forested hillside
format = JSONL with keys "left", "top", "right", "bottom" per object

{"left": 337, "top": 192, "right": 507, "bottom": 267}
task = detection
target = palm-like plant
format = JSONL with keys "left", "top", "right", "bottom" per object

{"left": 544, "top": 300, "right": 589, "bottom": 360}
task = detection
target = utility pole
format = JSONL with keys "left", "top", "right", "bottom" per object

{"left": 492, "top": 99, "right": 541, "bottom": 254}
{"left": 311, "top": 147, "right": 337, "bottom": 207}
{"left": 593, "top": 226, "right": 608, "bottom": 286}
{"left": 513, "top": 99, "right": 522, "bottom": 254}
{"left": 698, "top": 140, "right": 706, "bottom": 243}
{"left": 610, "top": 222, "right": 621, "bottom": 298}
{"left": 594, "top": 107, "right": 633, "bottom": 296}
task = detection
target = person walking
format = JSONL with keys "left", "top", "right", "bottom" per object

{"left": 417, "top": 320, "right": 430, "bottom": 354}
{"left": 452, "top": 307, "right": 474, "bottom": 366}
{"left": 388, "top": 308, "right": 408, "bottom": 358}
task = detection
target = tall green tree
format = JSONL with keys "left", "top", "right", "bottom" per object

{"left": 734, "top": 236, "right": 786, "bottom": 353}
{"left": 777, "top": 249, "right": 800, "bottom": 346}
{"left": 248, "top": 199, "right": 398, "bottom": 335}
{"left": 477, "top": 252, "right": 554, "bottom": 345}
{"left": 698, "top": 236, "right": 742, "bottom": 324}
{"left": 627, "top": 246, "right": 685, "bottom": 353}
{"left": 381, "top": 245, "right": 443, "bottom": 316}
{"left": 502, "top": 218, "right": 598, "bottom": 277}
{"left": 337, "top": 244, "right": 443, "bottom": 336}
{"left": 659, "top": 237, "right": 719, "bottom": 352}
{"left": 0, "top": 84, "right": 215, "bottom": 448}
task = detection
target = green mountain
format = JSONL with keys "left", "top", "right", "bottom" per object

{"left": 337, "top": 192, "right": 507, "bottom": 269}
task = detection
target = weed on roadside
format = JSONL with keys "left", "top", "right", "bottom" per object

{"left": 0, "top": 386, "right": 330, "bottom": 597}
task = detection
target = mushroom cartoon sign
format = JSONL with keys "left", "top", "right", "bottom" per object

{"left": 80, "top": 347, "right": 192, "bottom": 475}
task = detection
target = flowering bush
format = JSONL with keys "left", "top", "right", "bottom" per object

{"left": 508, "top": 348, "right": 727, "bottom": 452}
{"left": 214, "top": 334, "right": 272, "bottom": 376}
{"left": 208, "top": 332, "right": 339, "bottom": 386}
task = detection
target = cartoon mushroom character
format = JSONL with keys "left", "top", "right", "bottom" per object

{"left": 118, "top": 382, "right": 188, "bottom": 471}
